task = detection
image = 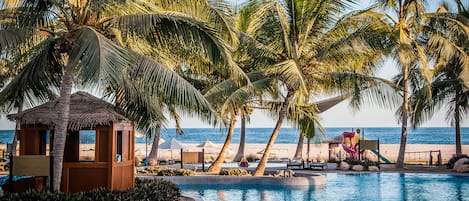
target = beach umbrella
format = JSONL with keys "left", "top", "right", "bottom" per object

{"left": 197, "top": 140, "right": 217, "bottom": 149}
{"left": 158, "top": 138, "right": 185, "bottom": 160}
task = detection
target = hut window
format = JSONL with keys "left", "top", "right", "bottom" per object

{"left": 116, "top": 131, "right": 123, "bottom": 162}
{"left": 79, "top": 130, "right": 96, "bottom": 161}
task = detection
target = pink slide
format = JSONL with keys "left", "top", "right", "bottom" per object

{"left": 342, "top": 132, "right": 358, "bottom": 159}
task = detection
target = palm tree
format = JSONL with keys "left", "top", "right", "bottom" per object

{"left": 233, "top": 107, "right": 252, "bottom": 162}
{"left": 411, "top": 1, "right": 469, "bottom": 155}
{"left": 0, "top": 0, "right": 242, "bottom": 191}
{"left": 205, "top": 72, "right": 274, "bottom": 173}
{"left": 368, "top": 0, "right": 432, "bottom": 168}
{"left": 243, "top": 0, "right": 390, "bottom": 176}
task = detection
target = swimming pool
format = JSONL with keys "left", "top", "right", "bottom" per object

{"left": 179, "top": 173, "right": 469, "bottom": 201}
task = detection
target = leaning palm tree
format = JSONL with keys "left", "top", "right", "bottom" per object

{"left": 206, "top": 72, "right": 275, "bottom": 173}
{"left": 243, "top": 0, "right": 391, "bottom": 176}
{"left": 0, "top": 0, "right": 242, "bottom": 191}
{"left": 411, "top": 2, "right": 469, "bottom": 155}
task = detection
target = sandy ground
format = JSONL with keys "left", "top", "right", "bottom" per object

{"left": 134, "top": 143, "right": 469, "bottom": 164}
{"left": 2, "top": 143, "right": 467, "bottom": 164}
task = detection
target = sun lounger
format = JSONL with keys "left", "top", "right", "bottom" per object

{"left": 306, "top": 162, "right": 328, "bottom": 170}
{"left": 287, "top": 158, "right": 304, "bottom": 169}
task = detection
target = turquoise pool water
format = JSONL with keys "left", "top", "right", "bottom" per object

{"left": 179, "top": 173, "right": 469, "bottom": 201}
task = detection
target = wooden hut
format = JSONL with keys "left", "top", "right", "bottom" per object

{"left": 7, "top": 91, "right": 135, "bottom": 192}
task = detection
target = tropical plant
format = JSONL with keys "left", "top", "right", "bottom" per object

{"left": 364, "top": 0, "right": 433, "bottom": 168}
{"left": 242, "top": 0, "right": 391, "bottom": 175}
{"left": 0, "top": 0, "right": 242, "bottom": 191}
{"left": 205, "top": 72, "right": 275, "bottom": 173}
{"left": 410, "top": 1, "right": 469, "bottom": 155}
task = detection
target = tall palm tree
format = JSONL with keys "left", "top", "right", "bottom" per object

{"left": 233, "top": 107, "right": 252, "bottom": 162}
{"left": 0, "top": 0, "right": 242, "bottom": 191}
{"left": 411, "top": 1, "right": 469, "bottom": 155}
{"left": 368, "top": 0, "right": 432, "bottom": 168}
{"left": 244, "top": 0, "right": 390, "bottom": 176}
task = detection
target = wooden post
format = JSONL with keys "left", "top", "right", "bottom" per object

{"left": 49, "top": 156, "right": 53, "bottom": 188}
{"left": 8, "top": 156, "right": 13, "bottom": 192}
{"left": 180, "top": 149, "right": 183, "bottom": 169}
{"left": 202, "top": 149, "right": 205, "bottom": 172}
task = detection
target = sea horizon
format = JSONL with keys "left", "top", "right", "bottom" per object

{"left": 0, "top": 127, "right": 468, "bottom": 145}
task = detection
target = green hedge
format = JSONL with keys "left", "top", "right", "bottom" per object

{"left": 137, "top": 166, "right": 195, "bottom": 176}
{"left": 0, "top": 179, "right": 180, "bottom": 201}
{"left": 220, "top": 168, "right": 250, "bottom": 176}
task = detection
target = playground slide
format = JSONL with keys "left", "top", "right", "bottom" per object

{"left": 370, "top": 149, "right": 392, "bottom": 163}
{"left": 342, "top": 132, "right": 359, "bottom": 159}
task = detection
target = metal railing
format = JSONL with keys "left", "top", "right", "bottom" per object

{"left": 404, "top": 150, "right": 441, "bottom": 165}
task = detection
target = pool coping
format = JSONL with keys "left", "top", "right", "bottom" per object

{"left": 139, "top": 174, "right": 327, "bottom": 187}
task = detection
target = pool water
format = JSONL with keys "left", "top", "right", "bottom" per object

{"left": 179, "top": 173, "right": 469, "bottom": 201}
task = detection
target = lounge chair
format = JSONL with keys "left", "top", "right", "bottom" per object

{"left": 306, "top": 162, "right": 328, "bottom": 170}
{"left": 287, "top": 158, "right": 304, "bottom": 169}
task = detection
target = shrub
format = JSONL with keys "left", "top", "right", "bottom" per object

{"left": 78, "top": 188, "right": 129, "bottom": 201}
{"left": 343, "top": 159, "right": 379, "bottom": 170}
{"left": 0, "top": 189, "right": 74, "bottom": 201}
{"left": 446, "top": 154, "right": 469, "bottom": 169}
{"left": 137, "top": 167, "right": 194, "bottom": 176}
{"left": 133, "top": 179, "right": 180, "bottom": 201}
{"left": 219, "top": 168, "right": 250, "bottom": 176}
{"left": 1, "top": 179, "right": 180, "bottom": 201}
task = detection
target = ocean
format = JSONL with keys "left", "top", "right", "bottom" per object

{"left": 0, "top": 127, "right": 468, "bottom": 145}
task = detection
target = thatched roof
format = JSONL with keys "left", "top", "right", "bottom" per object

{"left": 8, "top": 91, "right": 130, "bottom": 130}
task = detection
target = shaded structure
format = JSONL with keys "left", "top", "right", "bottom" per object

{"left": 7, "top": 92, "right": 135, "bottom": 192}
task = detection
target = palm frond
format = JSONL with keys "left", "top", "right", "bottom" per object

{"left": 113, "top": 12, "right": 249, "bottom": 86}
{"left": 69, "top": 26, "right": 136, "bottom": 87}
{"left": 130, "top": 55, "right": 216, "bottom": 124}
{"left": 0, "top": 37, "right": 60, "bottom": 112}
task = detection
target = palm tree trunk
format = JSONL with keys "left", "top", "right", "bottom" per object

{"left": 294, "top": 134, "right": 304, "bottom": 159}
{"left": 51, "top": 66, "right": 74, "bottom": 191}
{"left": 233, "top": 115, "right": 246, "bottom": 162}
{"left": 306, "top": 137, "right": 311, "bottom": 162}
{"left": 148, "top": 124, "right": 162, "bottom": 166}
{"left": 11, "top": 104, "right": 23, "bottom": 156}
{"left": 253, "top": 89, "right": 295, "bottom": 176}
{"left": 396, "top": 64, "right": 409, "bottom": 168}
{"left": 455, "top": 102, "right": 462, "bottom": 155}
{"left": 208, "top": 115, "right": 236, "bottom": 173}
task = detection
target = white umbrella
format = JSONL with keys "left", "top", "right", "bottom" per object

{"left": 197, "top": 140, "right": 217, "bottom": 149}
{"left": 158, "top": 138, "right": 185, "bottom": 159}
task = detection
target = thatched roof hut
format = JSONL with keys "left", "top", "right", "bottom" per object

{"left": 8, "top": 91, "right": 130, "bottom": 130}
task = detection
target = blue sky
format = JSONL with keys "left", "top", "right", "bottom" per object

{"left": 0, "top": 0, "right": 466, "bottom": 129}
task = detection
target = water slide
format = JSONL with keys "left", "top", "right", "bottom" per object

{"left": 370, "top": 149, "right": 392, "bottom": 163}
{"left": 341, "top": 132, "right": 359, "bottom": 159}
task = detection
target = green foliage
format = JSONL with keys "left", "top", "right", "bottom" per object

{"left": 1, "top": 179, "right": 180, "bottom": 201}
{"left": 133, "top": 179, "right": 180, "bottom": 201}
{"left": 0, "top": 189, "right": 75, "bottom": 201}
{"left": 446, "top": 154, "right": 469, "bottom": 169}
{"left": 219, "top": 168, "right": 250, "bottom": 176}
{"left": 343, "top": 159, "right": 380, "bottom": 170}
{"left": 137, "top": 166, "right": 195, "bottom": 176}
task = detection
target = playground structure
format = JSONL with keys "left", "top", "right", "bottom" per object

{"left": 341, "top": 130, "right": 391, "bottom": 164}
{"left": 341, "top": 132, "right": 360, "bottom": 159}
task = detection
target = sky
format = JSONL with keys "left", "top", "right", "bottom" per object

{"left": 0, "top": 0, "right": 467, "bottom": 129}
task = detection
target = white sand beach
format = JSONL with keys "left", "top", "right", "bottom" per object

{"left": 134, "top": 143, "right": 469, "bottom": 163}
{"left": 2, "top": 143, "right": 466, "bottom": 164}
